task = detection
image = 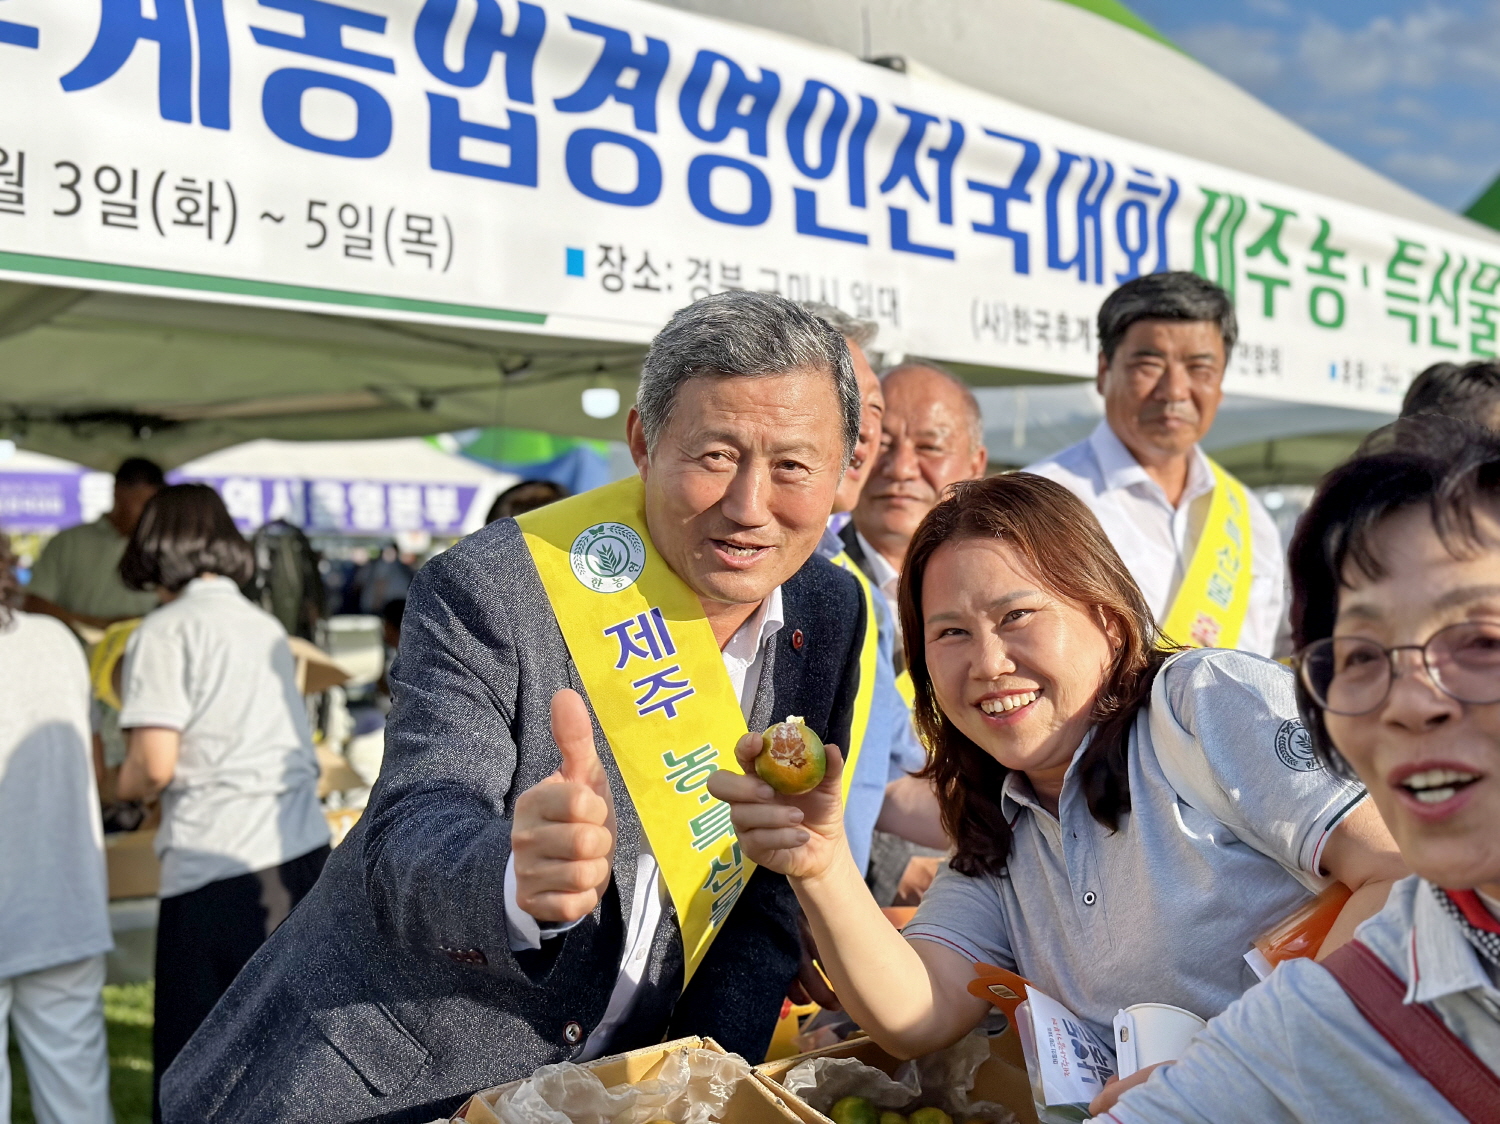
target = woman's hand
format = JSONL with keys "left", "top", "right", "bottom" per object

{"left": 1087, "top": 1063, "right": 1168, "bottom": 1117}
{"left": 705, "top": 731, "right": 848, "bottom": 881}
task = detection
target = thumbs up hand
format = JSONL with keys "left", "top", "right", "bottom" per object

{"left": 511, "top": 689, "right": 618, "bottom": 923}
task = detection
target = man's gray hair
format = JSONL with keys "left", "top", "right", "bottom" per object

{"left": 636, "top": 291, "right": 861, "bottom": 463}
{"left": 799, "top": 300, "right": 878, "bottom": 350}
{"left": 883, "top": 360, "right": 985, "bottom": 452}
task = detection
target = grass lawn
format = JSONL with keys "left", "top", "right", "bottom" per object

{"left": 7, "top": 982, "right": 153, "bottom": 1124}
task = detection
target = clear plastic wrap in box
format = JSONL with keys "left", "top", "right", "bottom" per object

{"left": 477, "top": 1047, "right": 752, "bottom": 1124}
{"left": 779, "top": 1033, "right": 1017, "bottom": 1124}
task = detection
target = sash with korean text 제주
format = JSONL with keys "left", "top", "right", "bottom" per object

{"left": 519, "top": 475, "right": 872, "bottom": 983}
{"left": 1160, "top": 459, "right": 1255, "bottom": 651}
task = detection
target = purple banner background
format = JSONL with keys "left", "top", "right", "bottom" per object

{"left": 172, "top": 475, "right": 481, "bottom": 535}
{"left": 0, "top": 469, "right": 481, "bottom": 535}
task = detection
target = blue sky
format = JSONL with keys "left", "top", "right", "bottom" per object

{"left": 1127, "top": 0, "right": 1500, "bottom": 212}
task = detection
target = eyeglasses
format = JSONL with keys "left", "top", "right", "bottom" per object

{"left": 1294, "top": 621, "right": 1500, "bottom": 716}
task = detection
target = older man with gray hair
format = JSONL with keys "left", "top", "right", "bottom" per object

{"left": 160, "top": 292, "right": 882, "bottom": 1124}
{"left": 847, "top": 360, "right": 988, "bottom": 637}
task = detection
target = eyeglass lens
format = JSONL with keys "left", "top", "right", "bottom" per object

{"left": 1303, "top": 621, "right": 1500, "bottom": 715}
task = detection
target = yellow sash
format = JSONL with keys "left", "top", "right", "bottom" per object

{"left": 519, "top": 478, "right": 873, "bottom": 982}
{"left": 827, "top": 551, "right": 881, "bottom": 789}
{"left": 1159, "top": 460, "right": 1255, "bottom": 650}
{"left": 88, "top": 618, "right": 142, "bottom": 710}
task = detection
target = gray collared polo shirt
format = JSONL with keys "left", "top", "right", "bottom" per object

{"left": 1097, "top": 876, "right": 1500, "bottom": 1123}
{"left": 904, "top": 648, "right": 1366, "bottom": 1047}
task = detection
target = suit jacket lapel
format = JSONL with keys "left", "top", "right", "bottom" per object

{"left": 748, "top": 640, "right": 778, "bottom": 733}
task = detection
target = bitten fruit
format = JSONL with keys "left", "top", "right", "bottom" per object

{"left": 754, "top": 715, "right": 827, "bottom": 795}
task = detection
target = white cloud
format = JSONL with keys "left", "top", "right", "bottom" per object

{"left": 1176, "top": 24, "right": 1284, "bottom": 90}
{"left": 1363, "top": 125, "right": 1413, "bottom": 147}
{"left": 1164, "top": 2, "right": 1500, "bottom": 209}
{"left": 1445, "top": 118, "right": 1500, "bottom": 147}
{"left": 1383, "top": 150, "right": 1491, "bottom": 185}
{"left": 1295, "top": 6, "right": 1500, "bottom": 96}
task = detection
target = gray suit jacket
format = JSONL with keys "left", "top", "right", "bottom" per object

{"left": 161, "top": 518, "right": 870, "bottom": 1124}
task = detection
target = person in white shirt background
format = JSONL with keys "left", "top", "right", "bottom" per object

{"left": 23, "top": 457, "right": 163, "bottom": 632}
{"left": 838, "top": 360, "right": 988, "bottom": 901}
{"left": 1027, "top": 272, "right": 1285, "bottom": 658}
{"left": 0, "top": 530, "right": 114, "bottom": 1124}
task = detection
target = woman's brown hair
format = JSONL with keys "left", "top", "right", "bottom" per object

{"left": 120, "top": 483, "right": 255, "bottom": 593}
{"left": 897, "top": 473, "right": 1171, "bottom": 877}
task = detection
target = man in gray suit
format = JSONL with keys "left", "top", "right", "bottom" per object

{"left": 161, "top": 292, "right": 876, "bottom": 1124}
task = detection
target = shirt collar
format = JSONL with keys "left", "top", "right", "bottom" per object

{"left": 1086, "top": 420, "right": 1216, "bottom": 508}
{"left": 1405, "top": 880, "right": 1500, "bottom": 1005}
{"left": 180, "top": 575, "right": 238, "bottom": 598}
{"left": 721, "top": 584, "right": 785, "bottom": 668}
{"left": 854, "top": 529, "right": 900, "bottom": 593}
{"left": 997, "top": 735, "right": 1095, "bottom": 822}
{"left": 816, "top": 525, "right": 844, "bottom": 562}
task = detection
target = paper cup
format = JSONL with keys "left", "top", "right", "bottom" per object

{"left": 1112, "top": 1004, "right": 1207, "bottom": 1077}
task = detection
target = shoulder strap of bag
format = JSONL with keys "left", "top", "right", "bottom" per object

{"left": 1322, "top": 939, "right": 1500, "bottom": 1123}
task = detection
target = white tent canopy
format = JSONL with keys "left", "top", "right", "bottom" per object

{"left": 0, "top": 285, "right": 648, "bottom": 468}
{"left": 2, "top": 0, "right": 1490, "bottom": 471}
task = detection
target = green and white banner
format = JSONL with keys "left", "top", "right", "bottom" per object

{"left": 1, "top": 0, "right": 1496, "bottom": 410}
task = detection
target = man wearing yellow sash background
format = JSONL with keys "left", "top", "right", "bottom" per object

{"left": 159, "top": 292, "right": 878, "bottom": 1124}
{"left": 1026, "top": 272, "right": 1285, "bottom": 658}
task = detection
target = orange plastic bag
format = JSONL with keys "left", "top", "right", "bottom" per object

{"left": 1253, "top": 883, "right": 1352, "bottom": 969}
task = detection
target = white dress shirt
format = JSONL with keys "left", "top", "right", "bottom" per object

{"left": 1025, "top": 421, "right": 1285, "bottom": 658}
{"left": 854, "top": 528, "right": 900, "bottom": 605}
{"left": 853, "top": 528, "right": 904, "bottom": 657}
{"left": 503, "top": 587, "right": 784, "bottom": 1058}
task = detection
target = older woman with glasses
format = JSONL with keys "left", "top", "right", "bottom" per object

{"left": 710, "top": 472, "right": 1404, "bottom": 1074}
{"left": 1094, "top": 420, "right": 1500, "bottom": 1122}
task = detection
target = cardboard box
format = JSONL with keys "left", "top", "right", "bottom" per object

{"left": 317, "top": 743, "right": 366, "bottom": 798}
{"left": 289, "top": 636, "right": 353, "bottom": 696}
{"left": 326, "top": 807, "right": 363, "bottom": 847}
{"left": 755, "top": 1032, "right": 1038, "bottom": 1124}
{"left": 451, "top": 1036, "right": 807, "bottom": 1124}
{"left": 105, "top": 828, "right": 161, "bottom": 901}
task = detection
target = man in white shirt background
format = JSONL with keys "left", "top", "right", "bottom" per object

{"left": 839, "top": 359, "right": 987, "bottom": 904}
{"left": 24, "top": 456, "right": 164, "bottom": 633}
{"left": 1026, "top": 272, "right": 1285, "bottom": 658}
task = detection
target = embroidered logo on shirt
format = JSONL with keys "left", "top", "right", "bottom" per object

{"left": 1274, "top": 719, "right": 1320, "bottom": 771}
{"left": 569, "top": 522, "right": 646, "bottom": 593}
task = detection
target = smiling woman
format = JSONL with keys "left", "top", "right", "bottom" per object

{"left": 1096, "top": 417, "right": 1500, "bottom": 1123}
{"left": 710, "top": 471, "right": 1407, "bottom": 1078}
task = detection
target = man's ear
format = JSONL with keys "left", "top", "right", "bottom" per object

{"left": 625, "top": 408, "right": 650, "bottom": 478}
{"left": 1095, "top": 350, "right": 1109, "bottom": 396}
{"left": 969, "top": 443, "right": 989, "bottom": 480}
